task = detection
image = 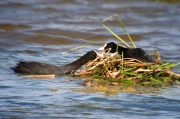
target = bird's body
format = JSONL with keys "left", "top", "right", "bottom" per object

{"left": 120, "top": 47, "right": 152, "bottom": 62}
{"left": 12, "top": 50, "right": 100, "bottom": 75}
{"left": 98, "top": 42, "right": 154, "bottom": 62}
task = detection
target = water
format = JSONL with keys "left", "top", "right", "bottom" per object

{"left": 0, "top": 0, "right": 180, "bottom": 118}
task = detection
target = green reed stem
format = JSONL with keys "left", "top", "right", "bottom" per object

{"left": 122, "top": 51, "right": 124, "bottom": 73}
{"left": 116, "top": 15, "right": 136, "bottom": 48}
{"left": 103, "top": 24, "right": 130, "bottom": 47}
{"left": 61, "top": 43, "right": 90, "bottom": 54}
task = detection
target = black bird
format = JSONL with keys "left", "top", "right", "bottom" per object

{"left": 11, "top": 50, "right": 102, "bottom": 75}
{"left": 98, "top": 42, "right": 154, "bottom": 62}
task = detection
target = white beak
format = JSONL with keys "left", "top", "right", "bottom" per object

{"left": 97, "top": 44, "right": 107, "bottom": 51}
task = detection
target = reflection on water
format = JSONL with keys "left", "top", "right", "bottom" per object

{"left": 0, "top": 0, "right": 180, "bottom": 118}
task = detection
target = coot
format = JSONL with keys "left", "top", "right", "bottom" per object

{"left": 11, "top": 50, "right": 102, "bottom": 75}
{"left": 98, "top": 42, "right": 153, "bottom": 62}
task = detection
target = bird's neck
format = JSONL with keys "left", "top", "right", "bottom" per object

{"left": 66, "top": 54, "right": 91, "bottom": 69}
{"left": 57, "top": 54, "right": 91, "bottom": 74}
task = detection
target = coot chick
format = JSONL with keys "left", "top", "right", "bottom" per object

{"left": 98, "top": 42, "right": 153, "bottom": 62}
{"left": 11, "top": 50, "right": 102, "bottom": 75}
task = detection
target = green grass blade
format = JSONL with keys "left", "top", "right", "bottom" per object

{"left": 61, "top": 43, "right": 90, "bottom": 54}
{"left": 150, "top": 77, "right": 163, "bottom": 84}
{"left": 117, "top": 15, "right": 136, "bottom": 48}
{"left": 103, "top": 24, "right": 130, "bottom": 47}
{"left": 123, "top": 71, "right": 139, "bottom": 76}
{"left": 122, "top": 51, "right": 124, "bottom": 73}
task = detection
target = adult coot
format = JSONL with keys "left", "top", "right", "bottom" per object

{"left": 11, "top": 50, "right": 102, "bottom": 75}
{"left": 98, "top": 42, "right": 154, "bottom": 62}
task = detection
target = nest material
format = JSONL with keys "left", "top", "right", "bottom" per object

{"left": 75, "top": 52, "right": 180, "bottom": 86}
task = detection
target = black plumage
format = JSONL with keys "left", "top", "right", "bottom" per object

{"left": 11, "top": 50, "right": 98, "bottom": 75}
{"left": 99, "top": 42, "right": 154, "bottom": 62}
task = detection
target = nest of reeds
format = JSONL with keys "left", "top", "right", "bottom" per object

{"left": 75, "top": 51, "right": 180, "bottom": 87}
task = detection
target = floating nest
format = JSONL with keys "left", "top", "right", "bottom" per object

{"left": 75, "top": 51, "right": 180, "bottom": 87}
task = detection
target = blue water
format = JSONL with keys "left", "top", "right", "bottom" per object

{"left": 0, "top": 0, "right": 180, "bottom": 118}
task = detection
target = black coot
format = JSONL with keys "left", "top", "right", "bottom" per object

{"left": 11, "top": 50, "right": 101, "bottom": 75}
{"left": 98, "top": 42, "right": 154, "bottom": 62}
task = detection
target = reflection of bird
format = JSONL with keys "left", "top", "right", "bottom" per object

{"left": 98, "top": 42, "right": 153, "bottom": 62}
{"left": 11, "top": 50, "right": 102, "bottom": 75}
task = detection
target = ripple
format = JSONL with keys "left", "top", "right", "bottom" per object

{"left": 0, "top": 0, "right": 180, "bottom": 119}
{"left": 25, "top": 35, "right": 74, "bottom": 45}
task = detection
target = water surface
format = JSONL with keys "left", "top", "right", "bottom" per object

{"left": 0, "top": 0, "right": 180, "bottom": 118}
